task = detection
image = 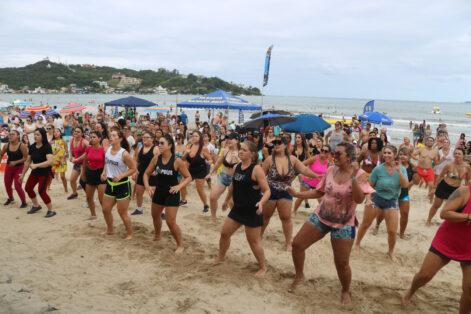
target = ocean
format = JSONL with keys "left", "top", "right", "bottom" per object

{"left": 1, "top": 93, "right": 469, "bottom": 144}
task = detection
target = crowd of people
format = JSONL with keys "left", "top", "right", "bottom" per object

{"left": 0, "top": 105, "right": 470, "bottom": 310}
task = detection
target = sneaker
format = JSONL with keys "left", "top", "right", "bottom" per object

{"left": 4, "top": 199, "right": 14, "bottom": 206}
{"left": 179, "top": 200, "right": 188, "bottom": 207}
{"left": 161, "top": 213, "right": 165, "bottom": 220}
{"left": 305, "top": 203, "right": 310, "bottom": 209}
{"left": 27, "top": 206, "right": 42, "bottom": 214}
{"left": 131, "top": 209, "right": 143, "bottom": 215}
{"left": 44, "top": 210, "right": 56, "bottom": 218}
{"left": 67, "top": 193, "right": 78, "bottom": 200}
{"left": 203, "top": 205, "right": 209, "bottom": 213}
{"left": 20, "top": 203, "right": 28, "bottom": 209}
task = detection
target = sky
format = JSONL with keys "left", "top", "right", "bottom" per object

{"left": 1, "top": 0, "right": 471, "bottom": 102}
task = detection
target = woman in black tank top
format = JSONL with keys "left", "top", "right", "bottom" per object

{"left": 182, "top": 131, "right": 213, "bottom": 213}
{"left": 0, "top": 130, "right": 28, "bottom": 207}
{"left": 131, "top": 131, "right": 159, "bottom": 215}
{"left": 144, "top": 134, "right": 191, "bottom": 254}
{"left": 211, "top": 141, "right": 271, "bottom": 277}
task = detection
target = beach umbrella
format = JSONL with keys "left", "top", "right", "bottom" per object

{"left": 25, "top": 105, "right": 50, "bottom": 113}
{"left": 250, "top": 110, "right": 291, "bottom": 119}
{"left": 243, "top": 113, "right": 297, "bottom": 129}
{"left": 60, "top": 103, "right": 86, "bottom": 113}
{"left": 280, "top": 114, "right": 331, "bottom": 133}
{"left": 18, "top": 111, "right": 33, "bottom": 119}
{"left": 358, "top": 111, "right": 393, "bottom": 125}
{"left": 144, "top": 106, "right": 168, "bottom": 113}
{"left": 0, "top": 101, "right": 11, "bottom": 108}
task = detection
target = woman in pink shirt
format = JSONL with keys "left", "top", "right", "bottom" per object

{"left": 77, "top": 131, "right": 106, "bottom": 220}
{"left": 286, "top": 141, "right": 375, "bottom": 304}
{"left": 402, "top": 185, "right": 471, "bottom": 312}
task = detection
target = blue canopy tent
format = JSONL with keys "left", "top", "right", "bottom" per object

{"left": 358, "top": 111, "right": 393, "bottom": 126}
{"left": 177, "top": 89, "right": 261, "bottom": 123}
{"left": 280, "top": 114, "right": 330, "bottom": 133}
{"left": 104, "top": 96, "right": 157, "bottom": 109}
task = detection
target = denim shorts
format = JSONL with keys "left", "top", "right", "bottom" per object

{"left": 268, "top": 186, "right": 293, "bottom": 201}
{"left": 308, "top": 213, "right": 356, "bottom": 239}
{"left": 217, "top": 172, "right": 233, "bottom": 187}
{"left": 73, "top": 163, "right": 82, "bottom": 172}
{"left": 371, "top": 193, "right": 398, "bottom": 210}
{"left": 300, "top": 180, "right": 315, "bottom": 189}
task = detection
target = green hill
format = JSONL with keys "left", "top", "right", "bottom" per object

{"left": 0, "top": 60, "right": 261, "bottom": 95}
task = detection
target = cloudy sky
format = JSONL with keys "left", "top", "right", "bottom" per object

{"left": 1, "top": 0, "right": 471, "bottom": 102}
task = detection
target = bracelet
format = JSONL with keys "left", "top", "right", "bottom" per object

{"left": 351, "top": 176, "right": 357, "bottom": 183}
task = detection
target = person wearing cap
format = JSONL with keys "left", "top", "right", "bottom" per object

{"left": 261, "top": 136, "right": 320, "bottom": 252}
{"left": 325, "top": 122, "right": 349, "bottom": 151}
{"left": 205, "top": 132, "right": 240, "bottom": 223}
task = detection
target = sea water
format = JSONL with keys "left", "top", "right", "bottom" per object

{"left": 1, "top": 94, "right": 469, "bottom": 144}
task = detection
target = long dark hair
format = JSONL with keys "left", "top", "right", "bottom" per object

{"left": 192, "top": 131, "right": 204, "bottom": 157}
{"left": 110, "top": 126, "right": 130, "bottom": 152}
{"left": 162, "top": 133, "right": 175, "bottom": 155}
{"left": 253, "top": 132, "right": 264, "bottom": 152}
{"left": 368, "top": 137, "right": 383, "bottom": 152}
{"left": 295, "top": 133, "right": 309, "bottom": 157}
{"left": 35, "top": 127, "right": 50, "bottom": 147}
{"left": 53, "top": 128, "right": 63, "bottom": 140}
{"left": 98, "top": 122, "right": 109, "bottom": 139}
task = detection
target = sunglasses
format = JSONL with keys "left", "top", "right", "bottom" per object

{"left": 333, "top": 151, "right": 344, "bottom": 157}
{"left": 46, "top": 128, "right": 52, "bottom": 130}
{"left": 321, "top": 149, "right": 330, "bottom": 153}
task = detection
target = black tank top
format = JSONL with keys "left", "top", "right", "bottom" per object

{"left": 7, "top": 143, "right": 24, "bottom": 166}
{"left": 187, "top": 147, "right": 206, "bottom": 172}
{"left": 232, "top": 163, "right": 261, "bottom": 210}
{"left": 155, "top": 154, "right": 179, "bottom": 187}
{"left": 292, "top": 148, "right": 306, "bottom": 162}
{"left": 138, "top": 145, "right": 155, "bottom": 173}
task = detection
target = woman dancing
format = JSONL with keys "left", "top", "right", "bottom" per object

{"left": 19, "top": 128, "right": 56, "bottom": 218}
{"left": 426, "top": 148, "right": 471, "bottom": 226}
{"left": 144, "top": 134, "right": 191, "bottom": 253}
{"left": 206, "top": 133, "right": 240, "bottom": 223}
{"left": 50, "top": 128, "right": 68, "bottom": 193}
{"left": 0, "top": 130, "right": 28, "bottom": 208}
{"left": 402, "top": 185, "right": 471, "bottom": 313}
{"left": 100, "top": 127, "right": 136, "bottom": 239}
{"left": 68, "top": 127, "right": 89, "bottom": 199}
{"left": 261, "top": 137, "right": 320, "bottom": 251}
{"left": 286, "top": 142, "right": 374, "bottom": 304}
{"left": 182, "top": 131, "right": 212, "bottom": 212}
{"left": 211, "top": 141, "right": 270, "bottom": 277}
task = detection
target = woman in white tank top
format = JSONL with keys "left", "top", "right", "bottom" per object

{"left": 100, "top": 127, "right": 136, "bottom": 239}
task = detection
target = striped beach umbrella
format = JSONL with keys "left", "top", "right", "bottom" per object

{"left": 25, "top": 105, "right": 51, "bottom": 113}
{"left": 60, "top": 103, "right": 86, "bottom": 113}
{"left": 18, "top": 111, "right": 33, "bottom": 119}
{"left": 144, "top": 106, "right": 168, "bottom": 113}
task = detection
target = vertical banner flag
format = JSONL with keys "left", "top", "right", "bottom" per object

{"left": 238, "top": 109, "right": 244, "bottom": 124}
{"left": 361, "top": 100, "right": 374, "bottom": 128}
{"left": 263, "top": 45, "right": 274, "bottom": 87}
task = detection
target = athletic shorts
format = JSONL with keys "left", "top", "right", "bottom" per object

{"left": 217, "top": 172, "right": 232, "bottom": 187}
{"left": 85, "top": 167, "right": 105, "bottom": 186}
{"left": 371, "top": 193, "right": 398, "bottom": 210}
{"left": 136, "top": 173, "right": 157, "bottom": 187}
{"left": 435, "top": 179, "right": 458, "bottom": 200}
{"left": 268, "top": 186, "right": 293, "bottom": 201}
{"left": 417, "top": 166, "right": 434, "bottom": 183}
{"left": 104, "top": 178, "right": 131, "bottom": 200}
{"left": 152, "top": 185, "right": 180, "bottom": 206}
{"left": 308, "top": 213, "right": 356, "bottom": 239}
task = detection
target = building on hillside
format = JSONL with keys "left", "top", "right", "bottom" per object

{"left": 83, "top": 64, "right": 96, "bottom": 68}
{"left": 154, "top": 85, "right": 168, "bottom": 94}
{"left": 93, "top": 81, "right": 109, "bottom": 88}
{"left": 112, "top": 72, "right": 126, "bottom": 80}
{"left": 0, "top": 84, "right": 10, "bottom": 93}
{"left": 117, "top": 77, "right": 142, "bottom": 88}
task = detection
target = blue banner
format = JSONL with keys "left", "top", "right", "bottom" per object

{"left": 263, "top": 45, "right": 274, "bottom": 87}
{"left": 363, "top": 100, "right": 374, "bottom": 113}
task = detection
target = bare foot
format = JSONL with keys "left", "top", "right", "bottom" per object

{"left": 83, "top": 216, "right": 97, "bottom": 221}
{"left": 402, "top": 291, "right": 412, "bottom": 308}
{"left": 175, "top": 246, "right": 184, "bottom": 254}
{"left": 149, "top": 235, "right": 161, "bottom": 241}
{"left": 341, "top": 291, "right": 352, "bottom": 305}
{"left": 285, "top": 243, "right": 292, "bottom": 252}
{"left": 210, "top": 256, "right": 226, "bottom": 266}
{"left": 387, "top": 252, "right": 397, "bottom": 262}
{"left": 372, "top": 225, "right": 379, "bottom": 235}
{"left": 353, "top": 245, "right": 360, "bottom": 254}
{"left": 125, "top": 234, "right": 133, "bottom": 240}
{"left": 400, "top": 234, "right": 411, "bottom": 240}
{"left": 99, "top": 230, "right": 113, "bottom": 236}
{"left": 255, "top": 267, "right": 267, "bottom": 278}
{"left": 209, "top": 217, "right": 216, "bottom": 224}
{"left": 288, "top": 276, "right": 305, "bottom": 293}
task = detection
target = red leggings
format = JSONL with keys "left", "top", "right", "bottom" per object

{"left": 25, "top": 173, "right": 52, "bottom": 205}
{"left": 4, "top": 164, "right": 26, "bottom": 203}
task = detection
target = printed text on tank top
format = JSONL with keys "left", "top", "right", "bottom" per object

{"left": 233, "top": 163, "right": 260, "bottom": 189}
{"left": 155, "top": 154, "right": 179, "bottom": 187}
{"left": 267, "top": 155, "right": 296, "bottom": 191}
{"left": 105, "top": 147, "right": 128, "bottom": 178}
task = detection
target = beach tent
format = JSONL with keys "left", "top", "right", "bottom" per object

{"left": 243, "top": 113, "right": 296, "bottom": 129}
{"left": 358, "top": 111, "right": 393, "bottom": 125}
{"left": 280, "top": 114, "right": 330, "bottom": 133}
{"left": 104, "top": 96, "right": 156, "bottom": 109}
{"left": 177, "top": 89, "right": 261, "bottom": 111}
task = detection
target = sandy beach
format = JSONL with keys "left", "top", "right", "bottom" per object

{"left": 0, "top": 167, "right": 463, "bottom": 314}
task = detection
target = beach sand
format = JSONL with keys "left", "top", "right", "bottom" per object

{"left": 0, "top": 168, "right": 463, "bottom": 313}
